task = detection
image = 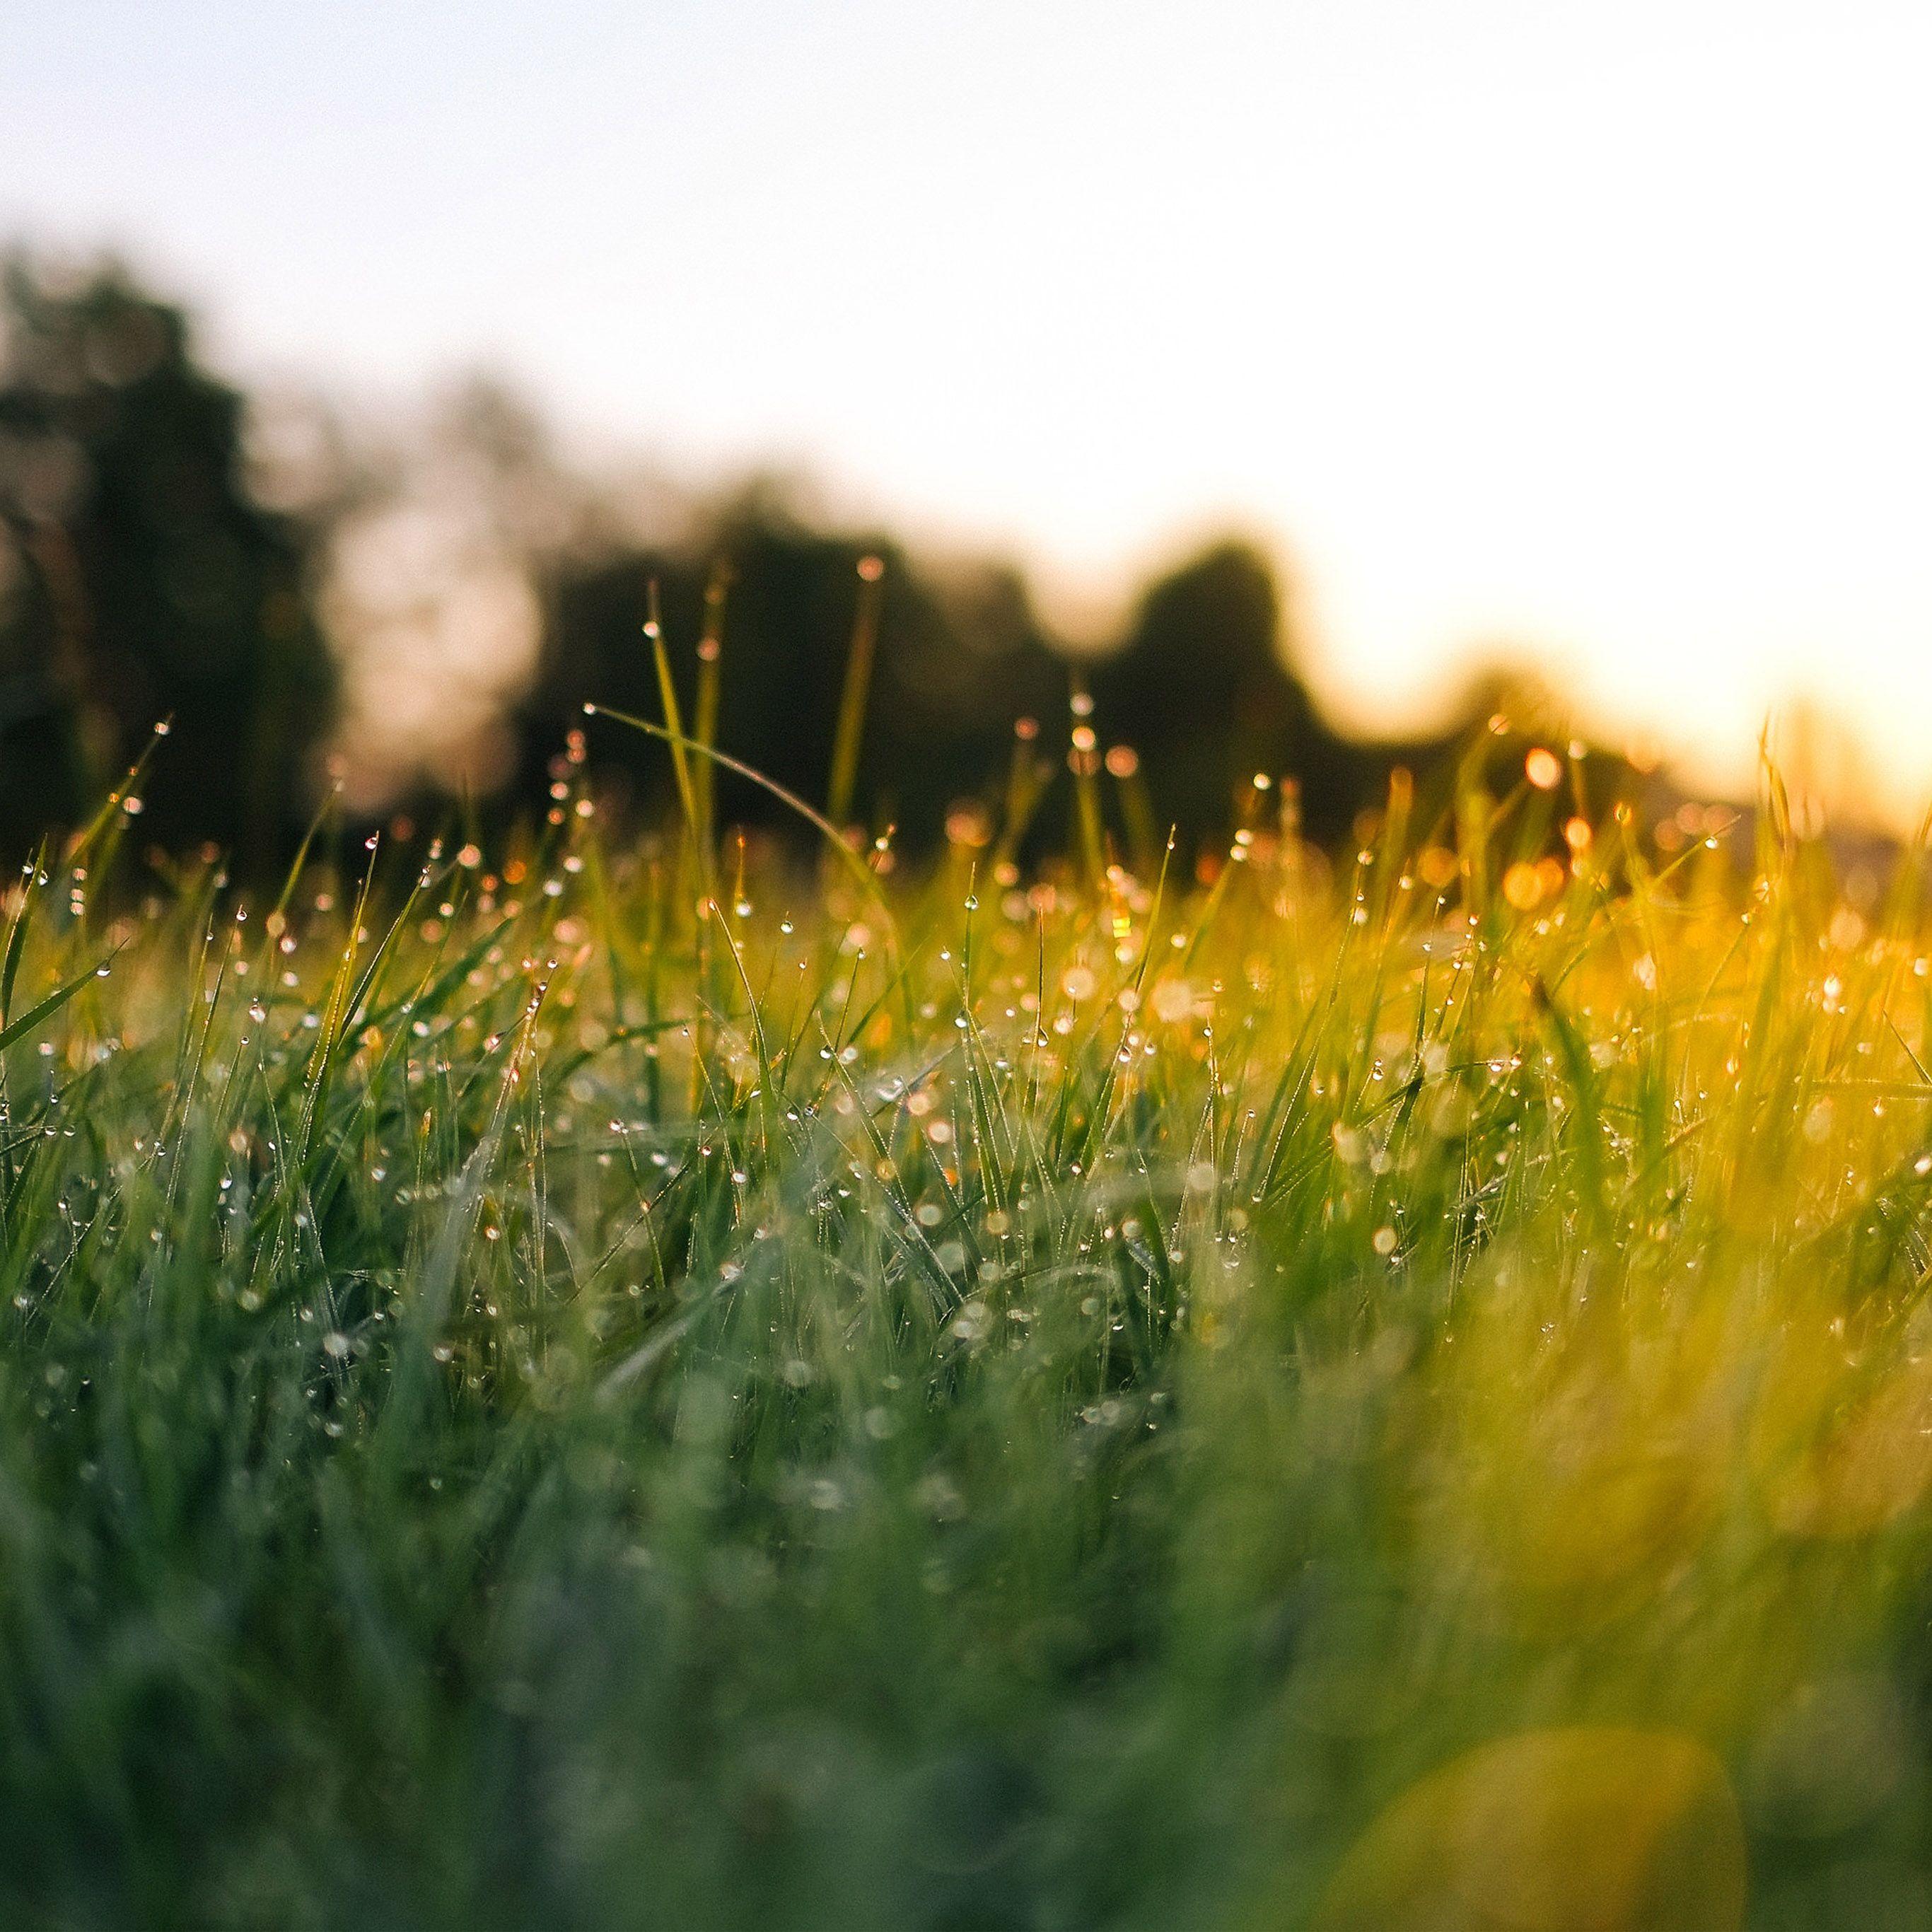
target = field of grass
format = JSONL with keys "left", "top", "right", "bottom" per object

{"left": 6, "top": 714, "right": 1932, "bottom": 1929}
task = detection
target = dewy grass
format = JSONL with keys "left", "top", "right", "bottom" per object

{"left": 4, "top": 728, "right": 1932, "bottom": 1929}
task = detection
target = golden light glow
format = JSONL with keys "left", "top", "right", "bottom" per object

{"left": 1315, "top": 1728, "right": 1747, "bottom": 1932}
{"left": 1525, "top": 747, "right": 1564, "bottom": 793}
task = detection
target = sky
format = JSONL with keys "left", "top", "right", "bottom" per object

{"left": 5, "top": 0, "right": 1932, "bottom": 812}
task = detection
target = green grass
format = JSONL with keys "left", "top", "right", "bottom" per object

{"left": 5, "top": 725, "right": 1932, "bottom": 1929}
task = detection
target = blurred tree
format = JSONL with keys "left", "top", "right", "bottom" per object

{"left": 1426, "top": 659, "right": 1648, "bottom": 847}
{"left": 0, "top": 255, "right": 334, "bottom": 863}
{"left": 521, "top": 513, "right": 1615, "bottom": 859}
{"left": 1086, "top": 538, "right": 1390, "bottom": 843}
{"left": 518, "top": 485, "right": 1063, "bottom": 841}
{"left": 0, "top": 257, "right": 1670, "bottom": 868}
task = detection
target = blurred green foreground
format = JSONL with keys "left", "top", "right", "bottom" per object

{"left": 0, "top": 743, "right": 1928, "bottom": 1931}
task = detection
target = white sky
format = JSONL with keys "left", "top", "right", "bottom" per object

{"left": 5, "top": 1, "right": 1931, "bottom": 811}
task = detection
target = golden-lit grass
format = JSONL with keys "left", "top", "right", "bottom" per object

{"left": 4, "top": 728, "right": 1932, "bottom": 1927}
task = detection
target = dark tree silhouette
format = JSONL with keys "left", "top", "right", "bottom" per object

{"left": 516, "top": 511, "right": 1618, "bottom": 861}
{"left": 517, "top": 488, "right": 1064, "bottom": 840}
{"left": 1086, "top": 539, "right": 1401, "bottom": 843}
{"left": 0, "top": 257, "right": 1663, "bottom": 868}
{"left": 0, "top": 255, "right": 334, "bottom": 863}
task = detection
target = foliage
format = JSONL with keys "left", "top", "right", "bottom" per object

{"left": 0, "top": 257, "right": 1638, "bottom": 875}
{"left": 0, "top": 255, "right": 336, "bottom": 863}
{"left": 516, "top": 513, "right": 1619, "bottom": 865}
{"left": 515, "top": 491, "right": 1066, "bottom": 843}
{"left": 0, "top": 717, "right": 1927, "bottom": 1929}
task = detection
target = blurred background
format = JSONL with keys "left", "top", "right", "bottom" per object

{"left": 1, "top": 0, "right": 1927, "bottom": 864}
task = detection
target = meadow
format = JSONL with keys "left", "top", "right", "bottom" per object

{"left": 3, "top": 700, "right": 1931, "bottom": 1930}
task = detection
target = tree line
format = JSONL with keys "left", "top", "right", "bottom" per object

{"left": 0, "top": 254, "right": 1629, "bottom": 872}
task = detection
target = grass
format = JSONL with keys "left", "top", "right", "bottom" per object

{"left": 4, "top": 712, "right": 1932, "bottom": 1929}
